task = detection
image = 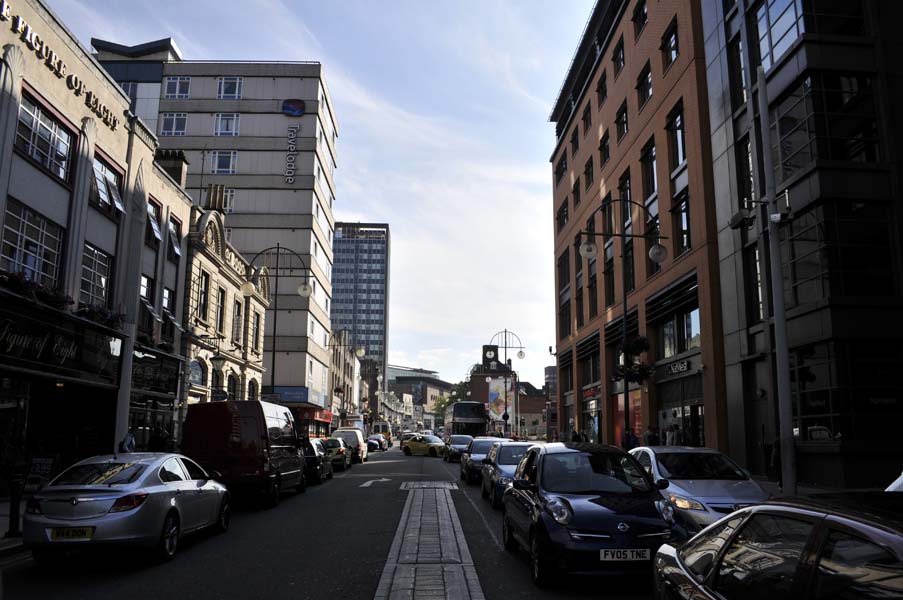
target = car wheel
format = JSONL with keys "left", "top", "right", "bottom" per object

{"left": 490, "top": 485, "right": 501, "bottom": 510}
{"left": 530, "top": 535, "right": 556, "bottom": 588}
{"left": 214, "top": 496, "right": 231, "bottom": 533}
{"left": 403, "top": 446, "right": 411, "bottom": 456}
{"left": 157, "top": 512, "right": 180, "bottom": 561}
{"left": 315, "top": 467, "right": 323, "bottom": 484}
{"left": 481, "top": 480, "right": 489, "bottom": 499}
{"left": 502, "top": 514, "right": 518, "bottom": 552}
{"left": 268, "top": 479, "right": 282, "bottom": 506}
{"left": 429, "top": 448, "right": 437, "bottom": 457}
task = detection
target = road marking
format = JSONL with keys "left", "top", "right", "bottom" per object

{"left": 360, "top": 478, "right": 392, "bottom": 488}
{"left": 442, "top": 462, "right": 502, "bottom": 551}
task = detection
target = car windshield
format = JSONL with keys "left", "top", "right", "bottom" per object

{"left": 656, "top": 452, "right": 747, "bottom": 480}
{"left": 325, "top": 439, "right": 342, "bottom": 448}
{"left": 424, "top": 435, "right": 442, "bottom": 444}
{"left": 498, "top": 446, "right": 528, "bottom": 465}
{"left": 450, "top": 436, "right": 473, "bottom": 445}
{"left": 471, "top": 440, "right": 495, "bottom": 454}
{"left": 541, "top": 452, "right": 652, "bottom": 494}
{"left": 335, "top": 432, "right": 358, "bottom": 446}
{"left": 52, "top": 462, "right": 146, "bottom": 486}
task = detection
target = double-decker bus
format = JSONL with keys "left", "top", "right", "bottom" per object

{"left": 444, "top": 401, "right": 487, "bottom": 438}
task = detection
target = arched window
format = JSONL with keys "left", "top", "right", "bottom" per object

{"left": 227, "top": 374, "right": 237, "bottom": 401}
{"left": 211, "top": 369, "right": 222, "bottom": 393}
{"left": 189, "top": 360, "right": 206, "bottom": 386}
{"left": 248, "top": 379, "right": 258, "bottom": 402}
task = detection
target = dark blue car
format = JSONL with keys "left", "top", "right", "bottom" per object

{"left": 481, "top": 441, "right": 533, "bottom": 509}
{"left": 502, "top": 442, "right": 676, "bottom": 587}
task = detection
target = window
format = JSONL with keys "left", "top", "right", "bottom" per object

{"left": 570, "top": 129, "right": 579, "bottom": 156}
{"left": 557, "top": 249, "right": 570, "bottom": 291}
{"left": 16, "top": 96, "right": 72, "bottom": 180}
{"left": 160, "top": 113, "right": 187, "bottom": 136}
{"left": 667, "top": 103, "right": 687, "bottom": 169}
{"left": 770, "top": 73, "right": 879, "bottom": 184}
{"left": 662, "top": 18, "right": 679, "bottom": 69}
{"left": 583, "top": 157, "right": 594, "bottom": 190}
{"left": 814, "top": 529, "right": 903, "bottom": 599}
{"left": 575, "top": 284, "right": 584, "bottom": 329}
{"left": 145, "top": 201, "right": 162, "bottom": 246}
{"left": 92, "top": 158, "right": 125, "bottom": 213}
{"left": 588, "top": 256, "right": 598, "bottom": 319}
{"left": 164, "top": 76, "right": 190, "bottom": 99}
{"left": 1, "top": 200, "right": 63, "bottom": 288}
{"left": 198, "top": 271, "right": 210, "bottom": 321}
{"left": 216, "top": 287, "right": 226, "bottom": 332}
{"left": 680, "top": 517, "right": 744, "bottom": 582}
{"left": 744, "top": 244, "right": 764, "bottom": 322}
{"left": 658, "top": 303, "right": 701, "bottom": 359}
{"left": 252, "top": 312, "right": 261, "bottom": 351}
{"left": 162, "top": 287, "right": 174, "bottom": 312}
{"left": 596, "top": 71, "right": 608, "bottom": 107}
{"left": 737, "top": 135, "right": 756, "bottom": 206}
{"left": 159, "top": 458, "right": 187, "bottom": 482}
{"left": 214, "top": 113, "right": 239, "bottom": 136}
{"left": 181, "top": 458, "right": 207, "bottom": 481}
{"left": 754, "top": 0, "right": 804, "bottom": 71}
{"left": 632, "top": 0, "right": 648, "bottom": 36}
{"left": 139, "top": 275, "right": 153, "bottom": 300}
{"left": 216, "top": 76, "right": 243, "bottom": 99}
{"left": 232, "top": 299, "right": 242, "bottom": 343}
{"left": 637, "top": 62, "right": 653, "bottom": 106}
{"left": 222, "top": 188, "right": 236, "bottom": 213}
{"left": 167, "top": 218, "right": 182, "bottom": 263}
{"left": 599, "top": 131, "right": 610, "bottom": 166}
{"left": 604, "top": 243, "right": 615, "bottom": 306}
{"left": 612, "top": 36, "right": 625, "bottom": 75}
{"left": 210, "top": 151, "right": 237, "bottom": 174}
{"left": 572, "top": 180, "right": 581, "bottom": 208}
{"left": 728, "top": 37, "right": 748, "bottom": 110}
{"left": 674, "top": 193, "right": 691, "bottom": 255}
{"left": 645, "top": 197, "right": 661, "bottom": 276}
{"left": 714, "top": 514, "right": 813, "bottom": 600}
{"left": 641, "top": 140, "right": 657, "bottom": 199}
{"left": 555, "top": 154, "right": 568, "bottom": 184}
{"left": 558, "top": 298, "right": 571, "bottom": 339}
{"left": 556, "top": 201, "right": 569, "bottom": 232}
{"left": 582, "top": 104, "right": 592, "bottom": 137}
{"left": 616, "top": 101, "right": 629, "bottom": 141}
{"left": 79, "top": 244, "right": 112, "bottom": 306}
{"left": 161, "top": 286, "right": 176, "bottom": 341}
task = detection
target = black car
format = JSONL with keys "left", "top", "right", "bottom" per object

{"left": 444, "top": 434, "right": 474, "bottom": 463}
{"left": 461, "top": 437, "right": 510, "bottom": 483}
{"left": 502, "top": 442, "right": 675, "bottom": 587}
{"left": 301, "top": 438, "right": 333, "bottom": 484}
{"left": 652, "top": 492, "right": 903, "bottom": 600}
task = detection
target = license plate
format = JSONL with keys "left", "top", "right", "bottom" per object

{"left": 600, "top": 548, "right": 649, "bottom": 561}
{"left": 50, "top": 527, "right": 95, "bottom": 541}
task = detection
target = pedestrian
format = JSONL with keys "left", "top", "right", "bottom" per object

{"left": 118, "top": 428, "right": 136, "bottom": 454}
{"left": 643, "top": 425, "right": 655, "bottom": 446}
{"left": 665, "top": 424, "right": 676, "bottom": 446}
{"left": 581, "top": 431, "right": 590, "bottom": 443}
{"left": 570, "top": 429, "right": 581, "bottom": 443}
{"left": 674, "top": 424, "right": 686, "bottom": 446}
{"left": 650, "top": 427, "right": 661, "bottom": 446}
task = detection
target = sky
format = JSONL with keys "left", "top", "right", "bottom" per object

{"left": 48, "top": 0, "right": 595, "bottom": 386}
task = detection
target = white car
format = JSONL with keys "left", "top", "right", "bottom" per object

{"left": 630, "top": 445, "right": 768, "bottom": 532}
{"left": 331, "top": 428, "right": 368, "bottom": 463}
{"left": 887, "top": 471, "right": 903, "bottom": 491}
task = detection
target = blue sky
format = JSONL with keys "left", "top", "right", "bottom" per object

{"left": 49, "top": 0, "right": 595, "bottom": 386}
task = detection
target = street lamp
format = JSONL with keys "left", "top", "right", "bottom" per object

{"left": 240, "top": 243, "right": 314, "bottom": 395}
{"left": 488, "top": 329, "right": 526, "bottom": 436}
{"left": 577, "top": 195, "right": 667, "bottom": 447}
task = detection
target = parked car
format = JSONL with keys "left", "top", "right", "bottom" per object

{"left": 652, "top": 493, "right": 903, "bottom": 600}
{"left": 324, "top": 437, "right": 351, "bottom": 471}
{"left": 24, "top": 453, "right": 230, "bottom": 563}
{"left": 443, "top": 435, "right": 474, "bottom": 463}
{"left": 301, "top": 438, "right": 334, "bottom": 484}
{"left": 368, "top": 434, "right": 388, "bottom": 451}
{"left": 400, "top": 432, "right": 416, "bottom": 446}
{"left": 481, "top": 441, "right": 532, "bottom": 509}
{"left": 630, "top": 446, "right": 769, "bottom": 533}
{"left": 461, "top": 437, "right": 510, "bottom": 483}
{"left": 182, "top": 400, "right": 306, "bottom": 506}
{"left": 502, "top": 443, "right": 674, "bottom": 587}
{"left": 367, "top": 438, "right": 380, "bottom": 453}
{"left": 402, "top": 434, "right": 446, "bottom": 457}
{"left": 422, "top": 430, "right": 434, "bottom": 436}
{"left": 888, "top": 470, "right": 903, "bottom": 491}
{"left": 332, "top": 428, "right": 368, "bottom": 463}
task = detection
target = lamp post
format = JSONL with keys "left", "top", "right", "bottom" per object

{"left": 240, "top": 243, "right": 313, "bottom": 397}
{"left": 578, "top": 196, "right": 668, "bottom": 447}
{"left": 487, "top": 329, "right": 526, "bottom": 436}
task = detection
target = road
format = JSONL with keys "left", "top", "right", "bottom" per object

{"left": 0, "top": 447, "right": 651, "bottom": 599}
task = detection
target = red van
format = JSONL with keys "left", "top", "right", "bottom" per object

{"left": 181, "top": 401, "right": 306, "bottom": 506}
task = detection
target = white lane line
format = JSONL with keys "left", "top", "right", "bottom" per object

{"left": 442, "top": 462, "right": 502, "bottom": 551}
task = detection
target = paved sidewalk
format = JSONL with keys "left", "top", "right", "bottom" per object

{"left": 374, "top": 484, "right": 484, "bottom": 600}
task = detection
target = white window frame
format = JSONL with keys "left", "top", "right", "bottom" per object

{"left": 164, "top": 76, "right": 190, "bottom": 99}
{"left": 214, "top": 113, "right": 240, "bottom": 136}
{"left": 92, "top": 158, "right": 125, "bottom": 213}
{"left": 79, "top": 243, "right": 112, "bottom": 307}
{"left": 210, "top": 151, "right": 237, "bottom": 174}
{"left": 216, "top": 77, "right": 243, "bottom": 99}
{"left": 160, "top": 113, "right": 187, "bottom": 136}
{"left": 222, "top": 188, "right": 236, "bottom": 213}
{"left": 1, "top": 201, "right": 64, "bottom": 288}
{"left": 16, "top": 96, "right": 72, "bottom": 180}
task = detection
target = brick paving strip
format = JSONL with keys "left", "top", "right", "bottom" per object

{"left": 373, "top": 483, "right": 485, "bottom": 600}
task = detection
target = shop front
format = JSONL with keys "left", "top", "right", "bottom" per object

{"left": 581, "top": 385, "right": 601, "bottom": 442}
{"left": 0, "top": 296, "right": 123, "bottom": 492}
{"left": 129, "top": 347, "right": 183, "bottom": 451}
{"left": 654, "top": 355, "right": 704, "bottom": 447}
{"left": 292, "top": 405, "right": 334, "bottom": 439}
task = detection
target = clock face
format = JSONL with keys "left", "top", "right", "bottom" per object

{"left": 485, "top": 350, "right": 495, "bottom": 359}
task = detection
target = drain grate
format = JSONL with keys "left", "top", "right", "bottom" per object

{"left": 399, "top": 481, "right": 459, "bottom": 490}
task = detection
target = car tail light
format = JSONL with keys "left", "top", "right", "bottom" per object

{"left": 338, "top": 448, "right": 345, "bottom": 454}
{"left": 25, "top": 497, "right": 42, "bottom": 515}
{"left": 109, "top": 493, "right": 149, "bottom": 513}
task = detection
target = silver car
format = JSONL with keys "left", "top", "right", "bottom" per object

{"left": 24, "top": 453, "right": 230, "bottom": 562}
{"left": 630, "top": 446, "right": 769, "bottom": 532}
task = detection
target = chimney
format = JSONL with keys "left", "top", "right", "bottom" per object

{"left": 154, "top": 149, "right": 189, "bottom": 188}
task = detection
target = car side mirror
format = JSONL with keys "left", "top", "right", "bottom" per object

{"left": 208, "top": 470, "right": 223, "bottom": 481}
{"left": 482, "top": 458, "right": 492, "bottom": 464}
{"left": 656, "top": 479, "right": 670, "bottom": 490}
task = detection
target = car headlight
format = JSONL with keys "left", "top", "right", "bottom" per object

{"left": 546, "top": 497, "right": 572, "bottom": 525}
{"left": 656, "top": 499, "right": 675, "bottom": 523}
{"left": 669, "top": 494, "right": 706, "bottom": 511}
